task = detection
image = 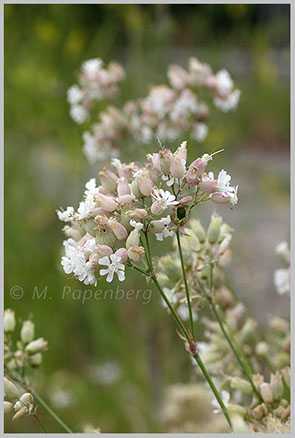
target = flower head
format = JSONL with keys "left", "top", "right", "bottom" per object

{"left": 99, "top": 254, "right": 125, "bottom": 283}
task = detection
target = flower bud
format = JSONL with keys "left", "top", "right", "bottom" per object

{"left": 20, "top": 321, "right": 35, "bottom": 344}
{"left": 190, "top": 219, "right": 206, "bottom": 243}
{"left": 126, "top": 230, "right": 140, "bottom": 249}
{"left": 252, "top": 403, "right": 268, "bottom": 420}
{"left": 184, "top": 168, "right": 200, "bottom": 186}
{"left": 270, "top": 317, "right": 289, "bottom": 334}
{"left": 170, "top": 157, "right": 186, "bottom": 179}
{"left": 170, "top": 204, "right": 191, "bottom": 227}
{"left": 260, "top": 383, "right": 273, "bottom": 404}
{"left": 158, "top": 148, "right": 172, "bottom": 174}
{"left": 127, "top": 246, "right": 145, "bottom": 262}
{"left": 207, "top": 214, "right": 222, "bottom": 244}
{"left": 198, "top": 174, "right": 218, "bottom": 193}
{"left": 137, "top": 174, "right": 154, "bottom": 197}
{"left": 109, "top": 219, "right": 128, "bottom": 240}
{"left": 13, "top": 407, "right": 27, "bottom": 421}
{"left": 4, "top": 309, "right": 16, "bottom": 332}
{"left": 114, "top": 248, "right": 128, "bottom": 264}
{"left": 230, "top": 377, "right": 253, "bottom": 394}
{"left": 231, "top": 414, "right": 249, "bottom": 433}
{"left": 25, "top": 337, "right": 48, "bottom": 354}
{"left": 117, "top": 177, "right": 130, "bottom": 196}
{"left": 149, "top": 220, "right": 165, "bottom": 234}
{"left": 4, "top": 401, "right": 14, "bottom": 414}
{"left": 99, "top": 168, "right": 118, "bottom": 193}
{"left": 118, "top": 194, "right": 134, "bottom": 206}
{"left": 96, "top": 194, "right": 117, "bottom": 212}
{"left": 255, "top": 342, "right": 269, "bottom": 357}
{"left": 20, "top": 393, "right": 33, "bottom": 406}
{"left": 270, "top": 372, "right": 284, "bottom": 400}
{"left": 281, "top": 367, "right": 290, "bottom": 388}
{"left": 188, "top": 154, "right": 212, "bottom": 177}
{"left": 4, "top": 377, "right": 19, "bottom": 399}
{"left": 28, "top": 353, "right": 42, "bottom": 367}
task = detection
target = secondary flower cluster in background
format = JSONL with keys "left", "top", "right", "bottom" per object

{"left": 67, "top": 57, "right": 240, "bottom": 163}
{"left": 57, "top": 141, "right": 238, "bottom": 286}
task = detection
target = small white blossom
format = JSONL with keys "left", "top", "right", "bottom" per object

{"left": 275, "top": 241, "right": 289, "bottom": 256}
{"left": 152, "top": 189, "right": 179, "bottom": 208}
{"left": 273, "top": 269, "right": 290, "bottom": 295}
{"left": 130, "top": 220, "right": 144, "bottom": 231}
{"left": 67, "top": 85, "right": 83, "bottom": 105}
{"left": 99, "top": 255, "right": 125, "bottom": 283}
{"left": 155, "top": 216, "right": 175, "bottom": 241}
{"left": 214, "top": 89, "right": 241, "bottom": 112}
{"left": 82, "top": 58, "right": 103, "bottom": 76}
{"left": 56, "top": 206, "right": 75, "bottom": 222}
{"left": 192, "top": 123, "right": 208, "bottom": 142}
{"left": 215, "top": 69, "right": 234, "bottom": 95}
{"left": 70, "top": 104, "right": 88, "bottom": 124}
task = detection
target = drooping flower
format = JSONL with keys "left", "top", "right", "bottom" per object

{"left": 99, "top": 254, "right": 125, "bottom": 282}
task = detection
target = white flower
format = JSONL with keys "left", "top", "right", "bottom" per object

{"left": 228, "top": 185, "right": 239, "bottom": 206}
{"left": 75, "top": 199, "right": 94, "bottom": 220}
{"left": 177, "top": 304, "right": 197, "bottom": 321}
{"left": 84, "top": 178, "right": 98, "bottom": 199}
{"left": 161, "top": 287, "right": 177, "bottom": 308}
{"left": 214, "top": 169, "right": 238, "bottom": 206}
{"left": 83, "top": 238, "right": 97, "bottom": 253}
{"left": 192, "top": 123, "right": 208, "bottom": 142}
{"left": 155, "top": 216, "right": 175, "bottom": 241}
{"left": 99, "top": 255, "right": 125, "bottom": 283}
{"left": 130, "top": 220, "right": 144, "bottom": 231}
{"left": 214, "top": 89, "right": 240, "bottom": 112}
{"left": 152, "top": 189, "right": 178, "bottom": 208}
{"left": 215, "top": 69, "right": 234, "bottom": 95}
{"left": 57, "top": 206, "right": 74, "bottom": 222}
{"left": 273, "top": 269, "right": 290, "bottom": 295}
{"left": 77, "top": 260, "right": 98, "bottom": 286}
{"left": 212, "top": 390, "right": 230, "bottom": 414}
{"left": 67, "top": 85, "right": 83, "bottom": 105}
{"left": 70, "top": 104, "right": 88, "bottom": 124}
{"left": 61, "top": 239, "right": 84, "bottom": 275}
{"left": 275, "top": 241, "right": 288, "bottom": 256}
{"left": 82, "top": 58, "right": 103, "bottom": 76}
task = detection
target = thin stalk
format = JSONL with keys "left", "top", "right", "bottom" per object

{"left": 176, "top": 230, "right": 195, "bottom": 339}
{"left": 207, "top": 295, "right": 263, "bottom": 403}
{"left": 33, "top": 413, "right": 48, "bottom": 433}
{"left": 30, "top": 390, "right": 73, "bottom": 433}
{"left": 143, "top": 238, "right": 232, "bottom": 429}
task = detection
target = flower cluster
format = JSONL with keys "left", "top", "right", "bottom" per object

{"left": 273, "top": 241, "right": 290, "bottom": 295}
{"left": 68, "top": 57, "right": 240, "bottom": 163}
{"left": 57, "top": 142, "right": 238, "bottom": 286}
{"left": 67, "top": 57, "right": 125, "bottom": 124}
{"left": 4, "top": 309, "right": 48, "bottom": 424}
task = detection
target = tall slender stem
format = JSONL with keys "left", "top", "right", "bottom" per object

{"left": 142, "top": 237, "right": 232, "bottom": 430}
{"left": 31, "top": 390, "right": 73, "bottom": 433}
{"left": 176, "top": 231, "right": 195, "bottom": 339}
{"left": 33, "top": 413, "right": 48, "bottom": 433}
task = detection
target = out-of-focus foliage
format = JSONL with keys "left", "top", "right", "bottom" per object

{"left": 4, "top": 4, "right": 289, "bottom": 433}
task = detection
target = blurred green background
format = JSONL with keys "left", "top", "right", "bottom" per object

{"left": 4, "top": 4, "right": 290, "bottom": 433}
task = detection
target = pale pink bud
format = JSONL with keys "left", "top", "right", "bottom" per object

{"left": 260, "top": 383, "right": 273, "bottom": 404}
{"left": 117, "top": 177, "right": 130, "bottom": 196}
{"left": 211, "top": 192, "right": 231, "bottom": 205}
{"left": 92, "top": 207, "right": 109, "bottom": 216}
{"left": 174, "top": 141, "right": 187, "bottom": 162}
{"left": 127, "top": 246, "right": 145, "bottom": 261}
{"left": 13, "top": 407, "right": 27, "bottom": 421}
{"left": 137, "top": 174, "right": 154, "bottom": 196}
{"left": 126, "top": 209, "right": 147, "bottom": 220}
{"left": 188, "top": 156, "right": 209, "bottom": 177}
{"left": 96, "top": 194, "right": 117, "bottom": 212}
{"left": 199, "top": 175, "right": 218, "bottom": 193}
{"left": 97, "top": 185, "right": 109, "bottom": 195}
{"left": 158, "top": 148, "right": 173, "bottom": 174}
{"left": 150, "top": 220, "right": 165, "bottom": 234}
{"left": 151, "top": 200, "right": 166, "bottom": 216}
{"left": 95, "top": 245, "right": 113, "bottom": 257}
{"left": 147, "top": 153, "right": 161, "bottom": 171}
{"left": 115, "top": 248, "right": 128, "bottom": 263}
{"left": 179, "top": 195, "right": 193, "bottom": 204}
{"left": 145, "top": 163, "right": 158, "bottom": 184}
{"left": 118, "top": 194, "right": 134, "bottom": 205}
{"left": 126, "top": 230, "right": 141, "bottom": 249}
{"left": 109, "top": 219, "right": 128, "bottom": 240}
{"left": 170, "top": 157, "right": 186, "bottom": 179}
{"left": 99, "top": 168, "right": 118, "bottom": 193}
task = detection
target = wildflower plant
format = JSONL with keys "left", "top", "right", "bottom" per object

{"left": 67, "top": 57, "right": 240, "bottom": 163}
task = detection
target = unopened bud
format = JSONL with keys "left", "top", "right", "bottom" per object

{"left": 117, "top": 177, "right": 130, "bottom": 196}
{"left": 4, "top": 377, "right": 19, "bottom": 399}
{"left": 230, "top": 377, "right": 253, "bottom": 394}
{"left": 4, "top": 401, "right": 14, "bottom": 414}
{"left": 28, "top": 353, "right": 43, "bottom": 367}
{"left": 20, "top": 321, "right": 35, "bottom": 344}
{"left": 109, "top": 219, "right": 128, "bottom": 240}
{"left": 260, "top": 383, "right": 273, "bottom": 404}
{"left": 207, "top": 214, "right": 222, "bottom": 244}
{"left": 25, "top": 337, "right": 48, "bottom": 354}
{"left": 127, "top": 246, "right": 145, "bottom": 262}
{"left": 20, "top": 393, "right": 33, "bottom": 406}
{"left": 150, "top": 220, "right": 165, "bottom": 234}
{"left": 170, "top": 157, "right": 186, "bottom": 179}
{"left": 13, "top": 407, "right": 27, "bottom": 421}
{"left": 99, "top": 168, "right": 118, "bottom": 193}
{"left": 255, "top": 342, "right": 269, "bottom": 356}
{"left": 190, "top": 219, "right": 206, "bottom": 243}
{"left": 252, "top": 403, "right": 268, "bottom": 420}
{"left": 4, "top": 309, "right": 16, "bottom": 333}
{"left": 126, "top": 230, "right": 140, "bottom": 249}
{"left": 270, "top": 372, "right": 283, "bottom": 400}
{"left": 231, "top": 414, "right": 249, "bottom": 433}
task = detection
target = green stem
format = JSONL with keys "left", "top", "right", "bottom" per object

{"left": 207, "top": 295, "right": 263, "bottom": 403}
{"left": 30, "top": 390, "right": 73, "bottom": 433}
{"left": 176, "top": 230, "right": 195, "bottom": 339}
{"left": 33, "top": 413, "right": 48, "bottom": 433}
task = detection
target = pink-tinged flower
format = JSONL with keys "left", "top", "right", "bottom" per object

{"left": 127, "top": 246, "right": 145, "bottom": 262}
{"left": 99, "top": 168, "right": 118, "bottom": 193}
{"left": 148, "top": 148, "right": 173, "bottom": 175}
{"left": 96, "top": 194, "right": 117, "bottom": 212}
{"left": 115, "top": 247, "right": 129, "bottom": 263}
{"left": 131, "top": 169, "right": 154, "bottom": 197}
{"left": 168, "top": 65, "right": 190, "bottom": 90}
{"left": 99, "top": 254, "right": 125, "bottom": 282}
{"left": 211, "top": 186, "right": 238, "bottom": 206}
{"left": 109, "top": 219, "right": 128, "bottom": 240}
{"left": 145, "top": 163, "right": 158, "bottom": 184}
{"left": 199, "top": 172, "right": 218, "bottom": 193}
{"left": 151, "top": 189, "right": 178, "bottom": 215}
{"left": 174, "top": 141, "right": 187, "bottom": 162}
{"left": 170, "top": 157, "right": 186, "bottom": 179}
{"left": 111, "top": 158, "right": 138, "bottom": 181}
{"left": 117, "top": 177, "right": 131, "bottom": 196}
